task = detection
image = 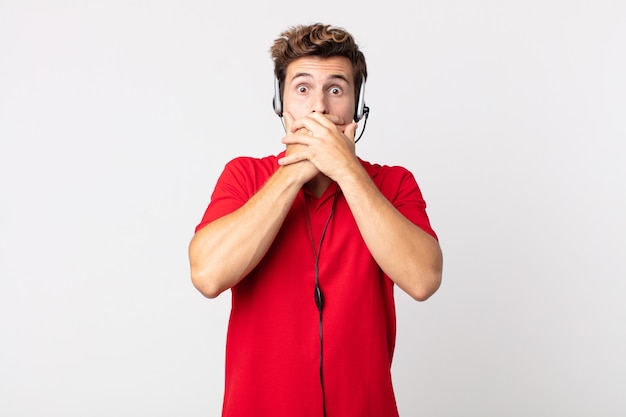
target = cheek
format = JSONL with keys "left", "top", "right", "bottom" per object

{"left": 283, "top": 95, "right": 308, "bottom": 118}
{"left": 332, "top": 97, "right": 356, "bottom": 120}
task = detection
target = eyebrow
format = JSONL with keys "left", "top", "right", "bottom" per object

{"left": 290, "top": 72, "right": 351, "bottom": 84}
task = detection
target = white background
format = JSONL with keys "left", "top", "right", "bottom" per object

{"left": 1, "top": 1, "right": 625, "bottom": 416}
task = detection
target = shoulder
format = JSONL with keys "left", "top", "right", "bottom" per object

{"left": 224, "top": 154, "right": 281, "bottom": 172}
{"left": 359, "top": 158, "right": 436, "bottom": 238}
{"left": 359, "top": 158, "right": 414, "bottom": 183}
{"left": 220, "top": 153, "right": 282, "bottom": 181}
{"left": 358, "top": 158, "right": 424, "bottom": 200}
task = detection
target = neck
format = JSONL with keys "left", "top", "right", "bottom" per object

{"left": 304, "top": 174, "right": 332, "bottom": 198}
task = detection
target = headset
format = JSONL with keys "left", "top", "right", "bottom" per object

{"left": 273, "top": 76, "right": 370, "bottom": 139}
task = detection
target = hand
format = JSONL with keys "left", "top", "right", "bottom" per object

{"left": 280, "top": 112, "right": 319, "bottom": 185}
{"left": 279, "top": 112, "right": 359, "bottom": 183}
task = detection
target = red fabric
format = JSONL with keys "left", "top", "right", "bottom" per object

{"left": 195, "top": 152, "right": 437, "bottom": 417}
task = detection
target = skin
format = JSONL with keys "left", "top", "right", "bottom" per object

{"left": 189, "top": 56, "right": 442, "bottom": 301}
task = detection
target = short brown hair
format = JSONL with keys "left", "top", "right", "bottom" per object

{"left": 270, "top": 23, "right": 367, "bottom": 100}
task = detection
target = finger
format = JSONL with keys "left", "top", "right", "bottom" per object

{"left": 278, "top": 150, "right": 307, "bottom": 166}
{"left": 345, "top": 122, "right": 358, "bottom": 142}
{"left": 289, "top": 117, "right": 319, "bottom": 134}
{"left": 290, "top": 113, "right": 339, "bottom": 134}
{"left": 282, "top": 132, "right": 313, "bottom": 145}
{"left": 307, "top": 112, "right": 345, "bottom": 127}
{"left": 283, "top": 112, "right": 295, "bottom": 132}
{"left": 295, "top": 127, "right": 311, "bottom": 136}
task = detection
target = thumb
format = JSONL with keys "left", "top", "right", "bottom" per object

{"left": 345, "top": 122, "right": 359, "bottom": 142}
{"left": 283, "top": 112, "right": 295, "bottom": 132}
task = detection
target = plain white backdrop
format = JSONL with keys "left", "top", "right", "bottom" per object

{"left": 1, "top": 1, "right": 625, "bottom": 416}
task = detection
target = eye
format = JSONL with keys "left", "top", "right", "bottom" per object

{"left": 296, "top": 85, "right": 309, "bottom": 94}
{"left": 329, "top": 87, "right": 343, "bottom": 95}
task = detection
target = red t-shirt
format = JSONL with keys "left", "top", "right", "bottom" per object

{"left": 196, "top": 153, "right": 437, "bottom": 417}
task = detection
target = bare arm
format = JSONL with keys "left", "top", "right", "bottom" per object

{"left": 189, "top": 131, "right": 317, "bottom": 299}
{"left": 338, "top": 166, "right": 442, "bottom": 301}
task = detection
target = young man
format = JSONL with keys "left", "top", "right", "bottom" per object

{"left": 189, "top": 23, "right": 442, "bottom": 417}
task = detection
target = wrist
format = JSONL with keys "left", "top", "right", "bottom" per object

{"left": 275, "top": 163, "right": 312, "bottom": 189}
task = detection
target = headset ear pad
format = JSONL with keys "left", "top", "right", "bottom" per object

{"left": 354, "top": 78, "right": 367, "bottom": 122}
{"left": 273, "top": 77, "right": 283, "bottom": 117}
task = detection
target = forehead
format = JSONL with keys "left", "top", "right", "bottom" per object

{"left": 285, "top": 56, "right": 354, "bottom": 84}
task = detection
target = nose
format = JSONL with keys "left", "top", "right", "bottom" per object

{"left": 310, "top": 89, "right": 328, "bottom": 114}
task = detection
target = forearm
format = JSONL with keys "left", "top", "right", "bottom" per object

{"left": 189, "top": 166, "right": 305, "bottom": 298}
{"left": 338, "top": 166, "right": 443, "bottom": 301}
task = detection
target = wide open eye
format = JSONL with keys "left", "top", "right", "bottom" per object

{"left": 329, "top": 86, "right": 343, "bottom": 95}
{"left": 296, "top": 85, "right": 309, "bottom": 94}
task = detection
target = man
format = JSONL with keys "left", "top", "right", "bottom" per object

{"left": 189, "top": 23, "right": 442, "bottom": 417}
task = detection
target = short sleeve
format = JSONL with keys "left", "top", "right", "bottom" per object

{"left": 194, "top": 156, "right": 276, "bottom": 233}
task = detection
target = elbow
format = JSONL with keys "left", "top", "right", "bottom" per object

{"left": 190, "top": 262, "right": 226, "bottom": 299}
{"left": 189, "top": 236, "right": 227, "bottom": 299}
{"left": 414, "top": 245, "right": 443, "bottom": 301}
{"left": 407, "top": 256, "right": 443, "bottom": 302}
{"left": 404, "top": 234, "right": 443, "bottom": 302}
{"left": 191, "top": 276, "right": 223, "bottom": 299}
{"left": 409, "top": 269, "right": 442, "bottom": 301}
